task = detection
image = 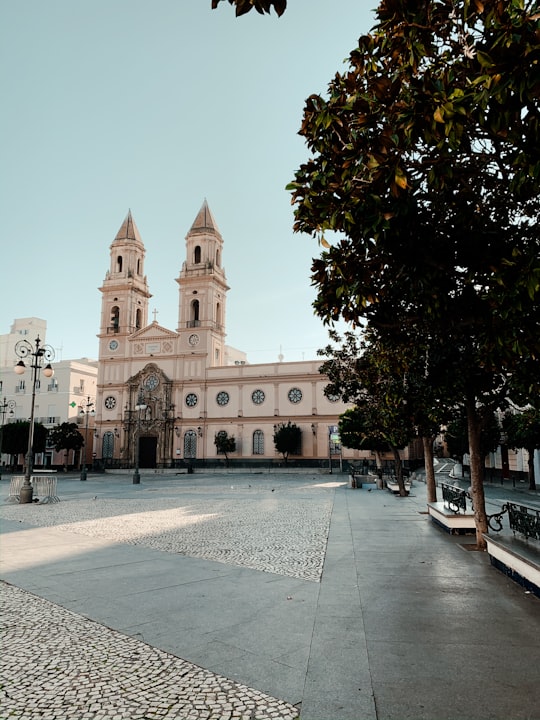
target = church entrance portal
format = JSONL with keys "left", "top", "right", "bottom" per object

{"left": 139, "top": 436, "right": 157, "bottom": 468}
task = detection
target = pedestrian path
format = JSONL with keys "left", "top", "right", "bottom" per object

{"left": 1, "top": 473, "right": 539, "bottom": 719}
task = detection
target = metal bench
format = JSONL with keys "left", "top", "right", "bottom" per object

{"left": 5, "top": 475, "right": 25, "bottom": 503}
{"left": 440, "top": 482, "right": 470, "bottom": 514}
{"left": 32, "top": 475, "right": 60, "bottom": 503}
{"left": 4, "top": 475, "right": 60, "bottom": 503}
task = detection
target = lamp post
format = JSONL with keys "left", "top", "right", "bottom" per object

{"left": 133, "top": 392, "right": 147, "bottom": 484}
{"left": 14, "top": 336, "right": 55, "bottom": 504}
{"left": 0, "top": 398, "right": 16, "bottom": 476}
{"left": 78, "top": 396, "right": 95, "bottom": 481}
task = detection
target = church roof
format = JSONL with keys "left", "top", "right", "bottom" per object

{"left": 189, "top": 199, "right": 220, "bottom": 234}
{"left": 114, "top": 210, "right": 143, "bottom": 243}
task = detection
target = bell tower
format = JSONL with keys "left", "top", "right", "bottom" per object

{"left": 98, "top": 211, "right": 152, "bottom": 357}
{"left": 176, "top": 200, "right": 229, "bottom": 366}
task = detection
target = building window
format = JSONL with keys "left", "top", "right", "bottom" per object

{"left": 191, "top": 299, "right": 199, "bottom": 324}
{"left": 194, "top": 245, "right": 201, "bottom": 264}
{"left": 288, "top": 387, "right": 303, "bottom": 404}
{"left": 184, "top": 430, "right": 197, "bottom": 458}
{"left": 253, "top": 430, "right": 264, "bottom": 455}
{"left": 111, "top": 305, "right": 120, "bottom": 332}
{"left": 103, "top": 432, "right": 115, "bottom": 459}
{"left": 252, "top": 389, "right": 265, "bottom": 405}
{"left": 117, "top": 255, "right": 123, "bottom": 273}
{"left": 136, "top": 308, "right": 142, "bottom": 329}
{"left": 185, "top": 393, "right": 198, "bottom": 408}
{"left": 216, "top": 391, "right": 230, "bottom": 406}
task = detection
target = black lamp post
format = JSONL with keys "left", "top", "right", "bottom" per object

{"left": 79, "top": 396, "right": 95, "bottom": 481}
{"left": 133, "top": 392, "right": 147, "bottom": 484}
{"left": 0, "top": 398, "right": 16, "bottom": 476}
{"left": 14, "top": 336, "right": 55, "bottom": 504}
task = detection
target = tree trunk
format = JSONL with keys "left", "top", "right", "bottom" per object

{"left": 467, "top": 400, "right": 488, "bottom": 549}
{"left": 390, "top": 444, "right": 407, "bottom": 496}
{"left": 527, "top": 447, "right": 537, "bottom": 491}
{"left": 423, "top": 435, "right": 437, "bottom": 503}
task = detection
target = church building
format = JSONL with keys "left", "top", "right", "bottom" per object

{"left": 94, "top": 201, "right": 353, "bottom": 470}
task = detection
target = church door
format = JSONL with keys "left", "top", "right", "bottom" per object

{"left": 139, "top": 436, "right": 157, "bottom": 468}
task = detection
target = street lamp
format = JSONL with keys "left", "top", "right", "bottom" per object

{"left": 133, "top": 392, "right": 147, "bottom": 484}
{"left": 14, "top": 336, "right": 55, "bottom": 504}
{"left": 0, "top": 398, "right": 16, "bottom": 476}
{"left": 78, "top": 396, "right": 95, "bottom": 481}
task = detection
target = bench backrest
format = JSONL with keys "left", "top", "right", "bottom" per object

{"left": 507, "top": 502, "right": 540, "bottom": 541}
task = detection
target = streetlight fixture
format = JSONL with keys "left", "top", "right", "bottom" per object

{"left": 14, "top": 336, "right": 55, "bottom": 504}
{"left": 133, "top": 392, "right": 147, "bottom": 484}
{"left": 78, "top": 396, "right": 95, "bottom": 481}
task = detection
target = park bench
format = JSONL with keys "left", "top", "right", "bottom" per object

{"left": 427, "top": 481, "right": 476, "bottom": 534}
{"left": 484, "top": 501, "right": 540, "bottom": 597}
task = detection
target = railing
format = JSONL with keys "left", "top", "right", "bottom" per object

{"left": 488, "top": 502, "right": 540, "bottom": 541}
{"left": 440, "top": 482, "right": 469, "bottom": 514}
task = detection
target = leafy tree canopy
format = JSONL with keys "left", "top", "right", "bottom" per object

{"left": 287, "top": 0, "right": 539, "bottom": 380}
{"left": 214, "top": 431, "right": 237, "bottom": 467}
{"left": 273, "top": 421, "right": 301, "bottom": 463}
{"left": 48, "top": 423, "right": 84, "bottom": 453}
{"left": 211, "top": 0, "right": 286, "bottom": 16}
{"left": 1, "top": 421, "right": 47, "bottom": 456}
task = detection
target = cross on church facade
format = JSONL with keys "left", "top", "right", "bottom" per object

{"left": 152, "top": 308, "right": 159, "bottom": 323}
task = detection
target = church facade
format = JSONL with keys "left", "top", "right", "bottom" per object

{"left": 94, "top": 201, "right": 354, "bottom": 469}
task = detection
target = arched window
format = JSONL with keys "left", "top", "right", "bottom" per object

{"left": 216, "top": 249, "right": 221, "bottom": 267}
{"left": 137, "top": 259, "right": 141, "bottom": 275}
{"left": 111, "top": 306, "right": 120, "bottom": 331}
{"left": 194, "top": 245, "right": 201, "bottom": 264}
{"left": 216, "top": 302, "right": 222, "bottom": 326}
{"left": 191, "top": 299, "right": 200, "bottom": 325}
{"left": 184, "top": 430, "right": 197, "bottom": 459}
{"left": 253, "top": 430, "right": 264, "bottom": 455}
{"left": 117, "top": 255, "right": 123, "bottom": 272}
{"left": 102, "top": 432, "right": 115, "bottom": 461}
{"left": 135, "top": 308, "right": 142, "bottom": 329}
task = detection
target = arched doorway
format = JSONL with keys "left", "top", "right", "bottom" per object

{"left": 139, "top": 436, "right": 157, "bottom": 468}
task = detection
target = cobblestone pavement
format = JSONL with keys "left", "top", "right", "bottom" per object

{"left": 1, "top": 581, "right": 299, "bottom": 720}
{"left": 0, "top": 476, "right": 336, "bottom": 719}
{"left": 0, "top": 478, "right": 333, "bottom": 581}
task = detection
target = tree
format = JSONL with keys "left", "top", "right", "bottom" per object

{"left": 503, "top": 408, "right": 540, "bottom": 491}
{"left": 211, "top": 0, "right": 286, "bottom": 17}
{"left": 445, "top": 409, "right": 501, "bottom": 482}
{"left": 320, "top": 329, "right": 453, "bottom": 499}
{"left": 1, "top": 421, "right": 48, "bottom": 465}
{"left": 49, "top": 423, "right": 84, "bottom": 470}
{"left": 284, "top": 1, "right": 540, "bottom": 548}
{"left": 273, "top": 421, "right": 301, "bottom": 464}
{"left": 214, "top": 430, "right": 237, "bottom": 467}
{"left": 320, "top": 332, "right": 418, "bottom": 496}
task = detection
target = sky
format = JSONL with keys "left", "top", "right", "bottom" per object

{"left": 0, "top": 0, "right": 376, "bottom": 365}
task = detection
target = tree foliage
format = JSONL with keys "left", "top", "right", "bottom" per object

{"left": 1, "top": 421, "right": 47, "bottom": 456}
{"left": 211, "top": 0, "right": 286, "bottom": 17}
{"left": 285, "top": 0, "right": 540, "bottom": 546}
{"left": 48, "top": 423, "right": 84, "bottom": 454}
{"left": 273, "top": 421, "right": 301, "bottom": 463}
{"left": 214, "top": 430, "right": 237, "bottom": 465}
{"left": 503, "top": 407, "right": 540, "bottom": 490}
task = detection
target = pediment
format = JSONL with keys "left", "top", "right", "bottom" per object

{"left": 130, "top": 323, "right": 179, "bottom": 341}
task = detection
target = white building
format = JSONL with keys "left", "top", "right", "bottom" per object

{"left": 0, "top": 318, "right": 98, "bottom": 469}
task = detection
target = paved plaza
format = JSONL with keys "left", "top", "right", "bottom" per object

{"left": 1, "top": 472, "right": 540, "bottom": 720}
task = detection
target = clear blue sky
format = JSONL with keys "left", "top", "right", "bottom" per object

{"left": 0, "top": 1, "right": 375, "bottom": 364}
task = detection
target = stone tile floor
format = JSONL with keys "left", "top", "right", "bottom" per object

{"left": 1, "top": 581, "right": 299, "bottom": 719}
{"left": 0, "top": 476, "right": 336, "bottom": 719}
